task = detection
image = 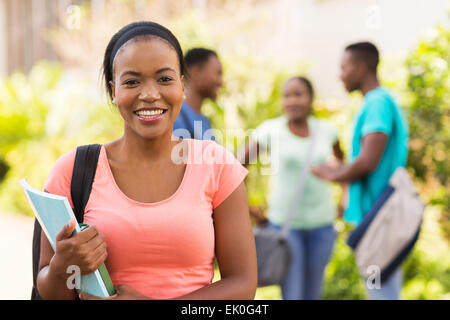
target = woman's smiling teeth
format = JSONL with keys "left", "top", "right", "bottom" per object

{"left": 134, "top": 108, "right": 167, "bottom": 123}
{"left": 135, "top": 109, "right": 165, "bottom": 116}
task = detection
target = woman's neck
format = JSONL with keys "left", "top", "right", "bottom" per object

{"left": 288, "top": 116, "right": 309, "bottom": 137}
{"left": 115, "top": 128, "right": 180, "bottom": 166}
{"left": 289, "top": 116, "right": 308, "bottom": 127}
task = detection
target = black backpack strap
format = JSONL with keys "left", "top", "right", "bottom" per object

{"left": 31, "top": 144, "right": 101, "bottom": 300}
{"left": 31, "top": 219, "right": 43, "bottom": 300}
{"left": 70, "top": 144, "right": 102, "bottom": 223}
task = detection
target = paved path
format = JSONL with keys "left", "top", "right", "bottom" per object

{"left": 0, "top": 213, "right": 34, "bottom": 300}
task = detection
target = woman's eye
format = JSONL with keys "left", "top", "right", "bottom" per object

{"left": 283, "top": 93, "right": 301, "bottom": 98}
{"left": 123, "top": 79, "right": 139, "bottom": 86}
{"left": 159, "top": 76, "right": 173, "bottom": 83}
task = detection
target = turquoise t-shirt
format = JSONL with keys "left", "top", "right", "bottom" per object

{"left": 345, "top": 87, "right": 409, "bottom": 225}
{"left": 252, "top": 115, "right": 339, "bottom": 229}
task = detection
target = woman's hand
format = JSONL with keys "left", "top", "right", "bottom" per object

{"left": 311, "top": 163, "right": 338, "bottom": 182}
{"left": 49, "top": 219, "right": 108, "bottom": 279}
{"left": 79, "top": 284, "right": 150, "bottom": 300}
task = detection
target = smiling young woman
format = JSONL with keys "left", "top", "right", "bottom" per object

{"left": 35, "top": 21, "right": 257, "bottom": 300}
{"left": 110, "top": 38, "right": 184, "bottom": 141}
{"left": 240, "top": 77, "right": 345, "bottom": 300}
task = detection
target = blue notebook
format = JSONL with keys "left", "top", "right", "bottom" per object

{"left": 19, "top": 178, "right": 115, "bottom": 297}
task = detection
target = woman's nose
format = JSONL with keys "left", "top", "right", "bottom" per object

{"left": 139, "top": 85, "right": 160, "bottom": 101}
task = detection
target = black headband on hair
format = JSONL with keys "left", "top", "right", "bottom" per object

{"left": 109, "top": 24, "right": 176, "bottom": 73}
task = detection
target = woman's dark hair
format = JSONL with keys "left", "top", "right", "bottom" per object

{"left": 102, "top": 21, "right": 186, "bottom": 101}
{"left": 288, "top": 76, "right": 315, "bottom": 100}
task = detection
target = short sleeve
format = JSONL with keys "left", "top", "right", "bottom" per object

{"left": 361, "top": 97, "right": 393, "bottom": 137}
{"left": 44, "top": 148, "right": 77, "bottom": 208}
{"left": 250, "top": 119, "right": 273, "bottom": 150}
{"left": 209, "top": 143, "right": 249, "bottom": 209}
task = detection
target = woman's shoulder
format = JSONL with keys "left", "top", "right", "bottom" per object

{"left": 251, "top": 116, "right": 287, "bottom": 140}
{"left": 310, "top": 116, "right": 337, "bottom": 130}
{"left": 50, "top": 147, "right": 78, "bottom": 175}
{"left": 185, "top": 140, "right": 247, "bottom": 209}
{"left": 257, "top": 115, "right": 286, "bottom": 129}
{"left": 43, "top": 147, "right": 78, "bottom": 199}
{"left": 310, "top": 117, "right": 339, "bottom": 141}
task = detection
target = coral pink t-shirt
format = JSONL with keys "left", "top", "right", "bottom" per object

{"left": 44, "top": 139, "right": 248, "bottom": 299}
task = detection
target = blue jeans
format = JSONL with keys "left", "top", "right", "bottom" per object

{"left": 366, "top": 268, "right": 402, "bottom": 300}
{"left": 268, "top": 222, "right": 336, "bottom": 300}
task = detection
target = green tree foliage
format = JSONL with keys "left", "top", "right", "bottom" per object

{"left": 404, "top": 25, "right": 450, "bottom": 242}
{"left": 0, "top": 62, "right": 60, "bottom": 183}
{"left": 0, "top": 62, "right": 123, "bottom": 215}
{"left": 0, "top": 62, "right": 59, "bottom": 154}
{"left": 322, "top": 224, "right": 367, "bottom": 300}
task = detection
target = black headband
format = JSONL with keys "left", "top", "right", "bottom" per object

{"left": 109, "top": 25, "right": 177, "bottom": 73}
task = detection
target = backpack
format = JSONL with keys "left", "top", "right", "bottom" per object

{"left": 31, "top": 144, "right": 101, "bottom": 300}
{"left": 346, "top": 167, "right": 425, "bottom": 283}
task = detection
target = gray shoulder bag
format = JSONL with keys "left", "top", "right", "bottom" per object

{"left": 253, "top": 127, "right": 317, "bottom": 287}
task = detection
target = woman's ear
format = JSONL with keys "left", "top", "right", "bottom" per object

{"left": 109, "top": 80, "right": 116, "bottom": 103}
{"left": 180, "top": 75, "right": 185, "bottom": 98}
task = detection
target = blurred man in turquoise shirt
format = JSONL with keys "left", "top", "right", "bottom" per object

{"left": 312, "top": 42, "right": 409, "bottom": 300}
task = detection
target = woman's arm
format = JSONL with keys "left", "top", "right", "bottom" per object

{"left": 236, "top": 139, "right": 268, "bottom": 224}
{"left": 237, "top": 139, "right": 263, "bottom": 168}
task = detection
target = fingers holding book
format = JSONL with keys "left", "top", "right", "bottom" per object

{"left": 52, "top": 221, "right": 108, "bottom": 277}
